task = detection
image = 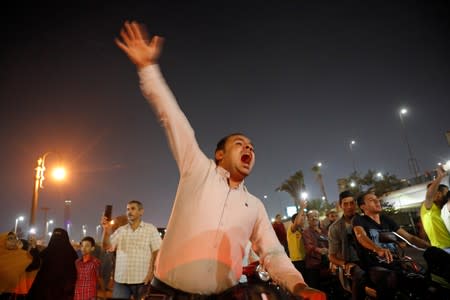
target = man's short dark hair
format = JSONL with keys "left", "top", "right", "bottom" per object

{"left": 81, "top": 236, "right": 95, "bottom": 247}
{"left": 214, "top": 132, "right": 247, "bottom": 164}
{"left": 291, "top": 213, "right": 298, "bottom": 223}
{"left": 438, "top": 184, "right": 449, "bottom": 193}
{"left": 128, "top": 200, "right": 143, "bottom": 210}
{"left": 339, "top": 190, "right": 354, "bottom": 205}
{"left": 356, "top": 191, "right": 372, "bottom": 210}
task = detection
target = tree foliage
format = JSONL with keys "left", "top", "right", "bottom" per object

{"left": 275, "top": 170, "right": 306, "bottom": 209}
{"left": 343, "top": 169, "right": 405, "bottom": 211}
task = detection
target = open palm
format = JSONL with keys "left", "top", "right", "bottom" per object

{"left": 115, "top": 21, "right": 164, "bottom": 69}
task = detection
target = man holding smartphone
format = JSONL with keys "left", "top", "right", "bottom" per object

{"left": 101, "top": 200, "right": 162, "bottom": 299}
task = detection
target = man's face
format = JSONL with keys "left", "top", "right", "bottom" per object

{"left": 80, "top": 240, "right": 95, "bottom": 256}
{"left": 362, "top": 194, "right": 382, "bottom": 214}
{"left": 340, "top": 197, "right": 356, "bottom": 218}
{"left": 216, "top": 135, "right": 255, "bottom": 180}
{"left": 127, "top": 203, "right": 143, "bottom": 223}
{"left": 307, "top": 211, "right": 320, "bottom": 227}
{"left": 275, "top": 215, "right": 282, "bottom": 223}
{"left": 435, "top": 187, "right": 449, "bottom": 206}
{"left": 328, "top": 212, "right": 338, "bottom": 222}
{"left": 5, "top": 233, "right": 19, "bottom": 250}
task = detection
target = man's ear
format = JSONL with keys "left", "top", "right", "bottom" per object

{"left": 215, "top": 150, "right": 224, "bottom": 163}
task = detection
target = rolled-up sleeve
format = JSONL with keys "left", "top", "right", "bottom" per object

{"left": 250, "top": 202, "right": 306, "bottom": 293}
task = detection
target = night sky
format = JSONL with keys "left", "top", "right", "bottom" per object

{"left": 1, "top": 1, "right": 449, "bottom": 240}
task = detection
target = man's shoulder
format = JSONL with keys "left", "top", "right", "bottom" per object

{"left": 141, "top": 221, "right": 158, "bottom": 230}
{"left": 328, "top": 217, "right": 345, "bottom": 232}
{"left": 245, "top": 189, "right": 264, "bottom": 206}
{"left": 352, "top": 213, "right": 365, "bottom": 224}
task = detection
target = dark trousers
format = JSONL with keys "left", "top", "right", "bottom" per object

{"left": 146, "top": 277, "right": 296, "bottom": 300}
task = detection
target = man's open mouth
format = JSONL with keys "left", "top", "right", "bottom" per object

{"left": 241, "top": 154, "right": 251, "bottom": 164}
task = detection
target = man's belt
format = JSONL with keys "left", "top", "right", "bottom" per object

{"left": 150, "top": 277, "right": 215, "bottom": 300}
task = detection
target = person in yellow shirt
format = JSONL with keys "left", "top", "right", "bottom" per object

{"left": 420, "top": 167, "right": 450, "bottom": 251}
{"left": 287, "top": 204, "right": 306, "bottom": 275}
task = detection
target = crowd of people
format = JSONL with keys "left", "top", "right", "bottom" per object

{"left": 1, "top": 20, "right": 450, "bottom": 300}
{"left": 271, "top": 166, "right": 450, "bottom": 300}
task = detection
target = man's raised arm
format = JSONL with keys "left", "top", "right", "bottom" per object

{"left": 424, "top": 167, "right": 446, "bottom": 209}
{"left": 115, "top": 21, "right": 163, "bottom": 69}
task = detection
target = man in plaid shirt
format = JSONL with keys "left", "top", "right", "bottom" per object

{"left": 102, "top": 200, "right": 162, "bottom": 299}
{"left": 74, "top": 236, "right": 102, "bottom": 300}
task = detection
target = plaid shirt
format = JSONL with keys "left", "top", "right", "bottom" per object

{"left": 74, "top": 255, "right": 100, "bottom": 300}
{"left": 111, "top": 221, "right": 161, "bottom": 284}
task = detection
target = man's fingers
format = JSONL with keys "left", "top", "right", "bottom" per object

{"left": 150, "top": 36, "right": 164, "bottom": 53}
{"left": 131, "top": 21, "right": 146, "bottom": 41}
{"left": 115, "top": 38, "right": 128, "bottom": 53}
{"left": 120, "top": 28, "right": 131, "bottom": 46}
{"left": 124, "top": 21, "right": 136, "bottom": 40}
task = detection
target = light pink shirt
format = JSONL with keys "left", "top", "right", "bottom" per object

{"left": 139, "top": 65, "right": 305, "bottom": 294}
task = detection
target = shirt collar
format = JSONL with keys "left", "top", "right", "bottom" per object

{"left": 216, "top": 165, "right": 246, "bottom": 190}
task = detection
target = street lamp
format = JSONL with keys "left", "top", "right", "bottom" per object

{"left": 96, "top": 225, "right": 102, "bottom": 240}
{"left": 45, "top": 219, "right": 54, "bottom": 242}
{"left": 14, "top": 216, "right": 24, "bottom": 234}
{"left": 30, "top": 152, "right": 66, "bottom": 229}
{"left": 301, "top": 192, "right": 308, "bottom": 200}
{"left": 398, "top": 108, "right": 420, "bottom": 179}
{"left": 349, "top": 140, "right": 357, "bottom": 173}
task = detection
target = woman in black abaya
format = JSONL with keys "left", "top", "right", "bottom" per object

{"left": 27, "top": 228, "right": 78, "bottom": 300}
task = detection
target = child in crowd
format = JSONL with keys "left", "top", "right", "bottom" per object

{"left": 74, "top": 236, "right": 103, "bottom": 300}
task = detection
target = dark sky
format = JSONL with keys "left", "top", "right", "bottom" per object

{"left": 1, "top": 0, "right": 449, "bottom": 240}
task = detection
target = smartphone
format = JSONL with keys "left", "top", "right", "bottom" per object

{"left": 104, "top": 205, "right": 113, "bottom": 221}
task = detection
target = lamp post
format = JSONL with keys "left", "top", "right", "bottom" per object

{"left": 82, "top": 225, "right": 87, "bottom": 237}
{"left": 30, "top": 152, "right": 66, "bottom": 229}
{"left": 45, "top": 219, "right": 53, "bottom": 243}
{"left": 14, "top": 216, "right": 24, "bottom": 234}
{"left": 398, "top": 108, "right": 420, "bottom": 179}
{"left": 349, "top": 140, "right": 357, "bottom": 173}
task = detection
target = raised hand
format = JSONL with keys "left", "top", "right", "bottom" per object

{"left": 115, "top": 21, "right": 164, "bottom": 69}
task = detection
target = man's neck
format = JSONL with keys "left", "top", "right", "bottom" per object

{"left": 129, "top": 219, "right": 141, "bottom": 230}
{"left": 228, "top": 178, "right": 243, "bottom": 188}
{"left": 82, "top": 254, "right": 91, "bottom": 262}
{"left": 365, "top": 212, "right": 381, "bottom": 223}
{"left": 343, "top": 214, "right": 354, "bottom": 223}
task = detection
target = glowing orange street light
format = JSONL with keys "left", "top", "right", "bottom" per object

{"left": 30, "top": 152, "right": 66, "bottom": 228}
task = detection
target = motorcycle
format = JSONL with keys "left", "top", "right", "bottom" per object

{"left": 334, "top": 231, "right": 450, "bottom": 300}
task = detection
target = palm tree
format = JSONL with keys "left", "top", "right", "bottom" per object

{"left": 275, "top": 170, "right": 306, "bottom": 210}
{"left": 311, "top": 164, "right": 328, "bottom": 204}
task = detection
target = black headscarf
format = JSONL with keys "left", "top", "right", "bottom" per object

{"left": 27, "top": 228, "right": 78, "bottom": 300}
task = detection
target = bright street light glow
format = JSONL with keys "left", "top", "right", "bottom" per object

{"left": 52, "top": 167, "right": 66, "bottom": 180}
{"left": 317, "top": 162, "right": 322, "bottom": 167}
{"left": 350, "top": 140, "right": 356, "bottom": 145}
{"left": 18, "top": 216, "right": 24, "bottom": 221}
{"left": 301, "top": 192, "right": 308, "bottom": 200}
{"left": 48, "top": 219, "right": 54, "bottom": 224}
{"left": 321, "top": 196, "right": 326, "bottom": 200}
{"left": 350, "top": 181, "right": 356, "bottom": 188}
{"left": 29, "top": 228, "right": 36, "bottom": 235}
{"left": 400, "top": 108, "right": 407, "bottom": 115}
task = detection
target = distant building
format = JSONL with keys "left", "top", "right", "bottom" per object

{"left": 383, "top": 175, "right": 449, "bottom": 211}
{"left": 64, "top": 199, "right": 72, "bottom": 236}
